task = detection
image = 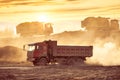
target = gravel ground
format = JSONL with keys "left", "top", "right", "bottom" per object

{"left": 0, "top": 65, "right": 120, "bottom": 80}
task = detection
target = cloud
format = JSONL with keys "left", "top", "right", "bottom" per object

{"left": 0, "top": 0, "right": 14, "bottom": 3}
{"left": 0, "top": 4, "right": 120, "bottom": 15}
{"left": 0, "top": 0, "right": 119, "bottom": 7}
{"left": 0, "top": 0, "right": 40, "bottom": 7}
{"left": 0, "top": 0, "right": 120, "bottom": 21}
{"left": 0, "top": 0, "right": 120, "bottom": 9}
{"left": 0, "top": 0, "right": 64, "bottom": 7}
{"left": 0, "top": 6, "right": 101, "bottom": 14}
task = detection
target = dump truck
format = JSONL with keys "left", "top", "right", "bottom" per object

{"left": 24, "top": 40, "right": 93, "bottom": 66}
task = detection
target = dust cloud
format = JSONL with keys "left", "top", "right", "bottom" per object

{"left": 53, "top": 17, "right": 120, "bottom": 66}
{"left": 81, "top": 17, "right": 120, "bottom": 66}
{"left": 54, "top": 30, "right": 120, "bottom": 66}
{"left": 86, "top": 41, "right": 120, "bottom": 66}
{"left": 0, "top": 46, "right": 26, "bottom": 62}
{"left": 0, "top": 27, "right": 16, "bottom": 38}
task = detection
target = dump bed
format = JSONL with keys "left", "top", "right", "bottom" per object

{"left": 53, "top": 46, "right": 93, "bottom": 57}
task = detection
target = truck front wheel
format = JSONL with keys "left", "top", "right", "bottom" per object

{"left": 33, "top": 58, "right": 48, "bottom": 66}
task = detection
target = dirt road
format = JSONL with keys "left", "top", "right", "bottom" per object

{"left": 0, "top": 65, "right": 120, "bottom": 80}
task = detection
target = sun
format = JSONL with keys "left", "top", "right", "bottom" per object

{"left": 38, "top": 14, "right": 50, "bottom": 22}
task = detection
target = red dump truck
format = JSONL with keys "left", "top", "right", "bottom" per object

{"left": 24, "top": 40, "right": 93, "bottom": 66}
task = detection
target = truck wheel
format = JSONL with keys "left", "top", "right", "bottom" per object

{"left": 54, "top": 58, "right": 67, "bottom": 65}
{"left": 77, "top": 58, "right": 84, "bottom": 63}
{"left": 33, "top": 58, "right": 48, "bottom": 66}
{"left": 75, "top": 58, "right": 85, "bottom": 65}
{"left": 66, "top": 58, "right": 75, "bottom": 65}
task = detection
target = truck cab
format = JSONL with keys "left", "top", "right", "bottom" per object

{"left": 24, "top": 41, "right": 48, "bottom": 65}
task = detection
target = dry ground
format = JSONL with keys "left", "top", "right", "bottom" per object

{"left": 0, "top": 64, "right": 120, "bottom": 80}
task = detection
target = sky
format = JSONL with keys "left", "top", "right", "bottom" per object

{"left": 0, "top": 0, "right": 120, "bottom": 33}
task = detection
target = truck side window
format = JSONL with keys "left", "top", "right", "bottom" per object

{"left": 36, "top": 46, "right": 43, "bottom": 50}
{"left": 36, "top": 46, "right": 39, "bottom": 50}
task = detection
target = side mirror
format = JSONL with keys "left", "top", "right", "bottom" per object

{"left": 23, "top": 45, "right": 27, "bottom": 51}
{"left": 23, "top": 45, "right": 25, "bottom": 51}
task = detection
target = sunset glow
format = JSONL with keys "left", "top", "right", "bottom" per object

{"left": 38, "top": 14, "right": 50, "bottom": 23}
{"left": 0, "top": 0, "right": 120, "bottom": 67}
{"left": 0, "top": 0, "right": 120, "bottom": 33}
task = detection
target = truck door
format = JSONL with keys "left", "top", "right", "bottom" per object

{"left": 33, "top": 45, "right": 42, "bottom": 58}
{"left": 33, "top": 43, "right": 47, "bottom": 58}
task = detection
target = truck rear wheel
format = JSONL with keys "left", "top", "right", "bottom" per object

{"left": 75, "top": 58, "right": 85, "bottom": 65}
{"left": 66, "top": 58, "right": 75, "bottom": 65}
{"left": 54, "top": 58, "right": 67, "bottom": 65}
{"left": 33, "top": 58, "right": 48, "bottom": 66}
{"left": 66, "top": 57, "right": 85, "bottom": 65}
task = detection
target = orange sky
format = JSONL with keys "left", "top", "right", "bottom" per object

{"left": 0, "top": 0, "right": 120, "bottom": 33}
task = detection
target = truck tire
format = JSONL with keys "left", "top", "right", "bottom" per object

{"left": 54, "top": 58, "right": 67, "bottom": 65}
{"left": 33, "top": 58, "right": 48, "bottom": 66}
{"left": 66, "top": 58, "right": 76, "bottom": 65}
{"left": 66, "top": 57, "right": 85, "bottom": 66}
{"left": 75, "top": 58, "right": 85, "bottom": 66}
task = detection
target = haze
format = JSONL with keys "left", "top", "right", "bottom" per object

{"left": 0, "top": 0, "right": 120, "bottom": 33}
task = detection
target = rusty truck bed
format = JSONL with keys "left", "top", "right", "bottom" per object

{"left": 53, "top": 46, "right": 93, "bottom": 57}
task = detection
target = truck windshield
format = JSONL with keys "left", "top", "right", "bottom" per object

{"left": 28, "top": 45, "right": 35, "bottom": 51}
{"left": 23, "top": 45, "right": 35, "bottom": 51}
